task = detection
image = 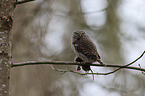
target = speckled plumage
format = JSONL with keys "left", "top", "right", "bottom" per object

{"left": 71, "top": 31, "right": 103, "bottom": 71}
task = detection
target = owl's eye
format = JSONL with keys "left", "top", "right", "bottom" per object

{"left": 74, "top": 32, "right": 77, "bottom": 34}
{"left": 80, "top": 32, "right": 85, "bottom": 37}
{"left": 81, "top": 32, "right": 85, "bottom": 35}
{"left": 75, "top": 32, "right": 81, "bottom": 37}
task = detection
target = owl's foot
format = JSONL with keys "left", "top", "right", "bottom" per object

{"left": 75, "top": 57, "right": 83, "bottom": 71}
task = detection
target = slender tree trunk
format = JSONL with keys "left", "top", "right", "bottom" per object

{"left": 0, "top": 0, "right": 14, "bottom": 96}
{"left": 99, "top": 0, "right": 123, "bottom": 63}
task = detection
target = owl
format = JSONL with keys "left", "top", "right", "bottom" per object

{"left": 71, "top": 31, "right": 103, "bottom": 71}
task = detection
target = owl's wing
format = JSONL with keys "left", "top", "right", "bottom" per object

{"left": 74, "top": 37, "right": 101, "bottom": 61}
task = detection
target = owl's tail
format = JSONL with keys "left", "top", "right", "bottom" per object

{"left": 82, "top": 65, "right": 91, "bottom": 71}
{"left": 90, "top": 69, "right": 94, "bottom": 81}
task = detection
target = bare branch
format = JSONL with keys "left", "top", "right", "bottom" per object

{"left": 12, "top": 51, "right": 145, "bottom": 75}
{"left": 99, "top": 51, "right": 145, "bottom": 75}
{"left": 12, "top": 61, "right": 145, "bottom": 72}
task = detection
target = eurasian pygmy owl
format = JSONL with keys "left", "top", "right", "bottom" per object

{"left": 71, "top": 31, "right": 103, "bottom": 71}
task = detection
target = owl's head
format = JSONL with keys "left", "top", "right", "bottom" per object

{"left": 72, "top": 31, "right": 88, "bottom": 40}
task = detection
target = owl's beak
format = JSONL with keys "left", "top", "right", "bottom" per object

{"left": 79, "top": 33, "right": 82, "bottom": 37}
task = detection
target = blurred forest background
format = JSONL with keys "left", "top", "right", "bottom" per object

{"left": 10, "top": 0, "right": 145, "bottom": 96}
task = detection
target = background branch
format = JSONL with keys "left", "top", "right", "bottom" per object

{"left": 16, "top": 0, "right": 35, "bottom": 5}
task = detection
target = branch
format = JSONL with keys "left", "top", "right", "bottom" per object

{"left": 50, "top": 51, "right": 145, "bottom": 76}
{"left": 12, "top": 51, "right": 145, "bottom": 75}
{"left": 102, "top": 51, "right": 145, "bottom": 75}
{"left": 12, "top": 61, "right": 145, "bottom": 72}
{"left": 15, "top": 0, "right": 35, "bottom": 5}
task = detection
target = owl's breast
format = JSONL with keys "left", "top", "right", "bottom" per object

{"left": 72, "top": 37, "right": 100, "bottom": 62}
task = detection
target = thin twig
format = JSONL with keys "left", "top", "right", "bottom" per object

{"left": 138, "top": 64, "right": 145, "bottom": 75}
{"left": 99, "top": 51, "right": 145, "bottom": 75}
{"left": 90, "top": 69, "right": 94, "bottom": 81}
{"left": 51, "top": 65, "right": 86, "bottom": 75}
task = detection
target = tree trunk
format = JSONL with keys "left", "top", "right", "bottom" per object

{"left": 0, "top": 0, "right": 14, "bottom": 96}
